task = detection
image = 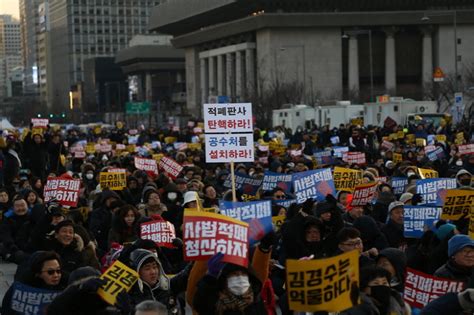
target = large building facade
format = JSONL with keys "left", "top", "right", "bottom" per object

{"left": 48, "top": 0, "right": 160, "bottom": 112}
{"left": 148, "top": 0, "right": 474, "bottom": 118}
{"left": 0, "top": 15, "right": 22, "bottom": 98}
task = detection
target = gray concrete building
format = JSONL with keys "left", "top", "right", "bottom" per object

{"left": 148, "top": 0, "right": 474, "bottom": 118}
{"left": 19, "top": 0, "right": 42, "bottom": 96}
{"left": 48, "top": 0, "right": 160, "bottom": 112}
{"left": 0, "top": 15, "right": 22, "bottom": 98}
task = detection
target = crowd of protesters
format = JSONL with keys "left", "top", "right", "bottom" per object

{"left": 0, "top": 114, "right": 473, "bottom": 315}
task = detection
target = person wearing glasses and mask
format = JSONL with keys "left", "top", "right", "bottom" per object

{"left": 1, "top": 251, "right": 67, "bottom": 314}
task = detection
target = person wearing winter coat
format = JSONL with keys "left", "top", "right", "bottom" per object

{"left": 23, "top": 132, "right": 49, "bottom": 180}
{"left": 47, "top": 266, "right": 130, "bottom": 315}
{"left": 421, "top": 288, "right": 474, "bottom": 315}
{"left": 381, "top": 201, "right": 407, "bottom": 250}
{"left": 376, "top": 248, "right": 407, "bottom": 294}
{"left": 340, "top": 266, "right": 410, "bottom": 315}
{"left": 335, "top": 227, "right": 374, "bottom": 271}
{"left": 0, "top": 197, "right": 33, "bottom": 264}
{"left": 353, "top": 215, "right": 389, "bottom": 256}
{"left": 435, "top": 234, "right": 474, "bottom": 286}
{"left": 1, "top": 251, "right": 67, "bottom": 315}
{"left": 128, "top": 248, "right": 191, "bottom": 313}
{"left": 42, "top": 220, "right": 87, "bottom": 273}
{"left": 88, "top": 189, "right": 121, "bottom": 251}
{"left": 108, "top": 204, "right": 141, "bottom": 247}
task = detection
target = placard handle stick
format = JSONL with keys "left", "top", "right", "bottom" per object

{"left": 230, "top": 160, "right": 237, "bottom": 202}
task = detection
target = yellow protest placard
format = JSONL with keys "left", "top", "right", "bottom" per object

{"left": 197, "top": 122, "right": 204, "bottom": 129}
{"left": 418, "top": 168, "right": 438, "bottom": 179}
{"left": 153, "top": 153, "right": 164, "bottom": 163}
{"left": 441, "top": 189, "right": 474, "bottom": 220}
{"left": 127, "top": 144, "right": 136, "bottom": 153}
{"left": 164, "top": 137, "right": 177, "bottom": 144}
{"left": 94, "top": 126, "right": 102, "bottom": 135}
{"left": 350, "top": 118, "right": 363, "bottom": 126}
{"left": 98, "top": 260, "right": 139, "bottom": 305}
{"left": 397, "top": 131, "right": 405, "bottom": 139}
{"left": 333, "top": 167, "right": 363, "bottom": 193}
{"left": 393, "top": 153, "right": 403, "bottom": 164}
{"left": 272, "top": 215, "right": 285, "bottom": 232}
{"left": 31, "top": 128, "right": 44, "bottom": 137}
{"left": 286, "top": 250, "right": 359, "bottom": 312}
{"left": 416, "top": 138, "right": 427, "bottom": 147}
{"left": 436, "top": 135, "right": 447, "bottom": 142}
{"left": 405, "top": 134, "right": 415, "bottom": 144}
{"left": 99, "top": 172, "right": 127, "bottom": 191}
{"left": 85, "top": 143, "right": 96, "bottom": 154}
{"left": 389, "top": 133, "right": 398, "bottom": 141}
{"left": 188, "top": 143, "right": 202, "bottom": 151}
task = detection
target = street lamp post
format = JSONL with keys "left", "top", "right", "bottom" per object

{"left": 421, "top": 10, "right": 458, "bottom": 92}
{"left": 280, "top": 45, "right": 306, "bottom": 103}
{"left": 342, "top": 30, "right": 374, "bottom": 102}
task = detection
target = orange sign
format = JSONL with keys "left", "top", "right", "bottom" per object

{"left": 433, "top": 67, "right": 445, "bottom": 82}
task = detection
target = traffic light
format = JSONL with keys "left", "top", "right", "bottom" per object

{"left": 61, "top": 113, "right": 66, "bottom": 118}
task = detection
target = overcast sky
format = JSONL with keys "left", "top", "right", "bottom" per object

{"left": 0, "top": 0, "right": 20, "bottom": 19}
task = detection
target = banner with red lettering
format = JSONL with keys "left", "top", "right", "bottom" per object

{"left": 44, "top": 177, "right": 81, "bottom": 207}
{"left": 140, "top": 218, "right": 176, "bottom": 248}
{"left": 183, "top": 211, "right": 249, "bottom": 267}
{"left": 342, "top": 152, "right": 366, "bottom": 165}
{"left": 350, "top": 182, "right": 377, "bottom": 206}
{"left": 31, "top": 118, "right": 49, "bottom": 128}
{"left": 158, "top": 156, "right": 183, "bottom": 179}
{"left": 134, "top": 157, "right": 158, "bottom": 176}
{"left": 404, "top": 268, "right": 464, "bottom": 308}
{"left": 458, "top": 144, "right": 474, "bottom": 156}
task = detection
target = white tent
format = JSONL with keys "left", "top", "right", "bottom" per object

{"left": 0, "top": 118, "right": 15, "bottom": 130}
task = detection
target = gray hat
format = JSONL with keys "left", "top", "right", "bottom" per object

{"left": 399, "top": 193, "right": 413, "bottom": 204}
{"left": 388, "top": 201, "right": 404, "bottom": 212}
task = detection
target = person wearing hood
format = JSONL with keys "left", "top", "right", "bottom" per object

{"left": 128, "top": 248, "right": 190, "bottom": 313}
{"left": 125, "top": 175, "right": 142, "bottom": 205}
{"left": 81, "top": 163, "right": 97, "bottom": 195}
{"left": 340, "top": 266, "right": 409, "bottom": 315}
{"left": 1, "top": 251, "right": 67, "bottom": 315}
{"left": 315, "top": 196, "right": 345, "bottom": 255}
{"left": 381, "top": 201, "right": 407, "bottom": 249}
{"left": 48, "top": 266, "right": 131, "bottom": 315}
{"left": 456, "top": 169, "right": 473, "bottom": 189}
{"left": 376, "top": 248, "right": 407, "bottom": 294}
{"left": 140, "top": 186, "right": 167, "bottom": 218}
{"left": 88, "top": 189, "right": 121, "bottom": 251}
{"left": 23, "top": 131, "right": 49, "bottom": 180}
{"left": 435, "top": 234, "right": 474, "bottom": 286}
{"left": 192, "top": 252, "right": 269, "bottom": 315}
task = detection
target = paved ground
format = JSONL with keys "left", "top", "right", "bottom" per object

{"left": 0, "top": 261, "right": 16, "bottom": 303}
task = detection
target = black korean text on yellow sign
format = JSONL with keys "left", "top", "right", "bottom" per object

{"left": 469, "top": 208, "right": 474, "bottom": 240}
{"left": 333, "top": 167, "right": 362, "bottom": 193}
{"left": 286, "top": 250, "right": 359, "bottom": 312}
{"left": 98, "top": 260, "right": 139, "bottom": 305}
{"left": 441, "top": 189, "right": 474, "bottom": 220}
{"left": 99, "top": 172, "right": 127, "bottom": 191}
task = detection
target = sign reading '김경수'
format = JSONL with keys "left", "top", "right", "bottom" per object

{"left": 286, "top": 250, "right": 359, "bottom": 312}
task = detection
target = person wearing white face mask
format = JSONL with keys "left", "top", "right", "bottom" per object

{"left": 191, "top": 232, "right": 275, "bottom": 315}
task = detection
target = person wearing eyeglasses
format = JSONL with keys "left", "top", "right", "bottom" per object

{"left": 1, "top": 251, "right": 67, "bottom": 315}
{"left": 271, "top": 187, "right": 286, "bottom": 201}
{"left": 435, "top": 234, "right": 474, "bottom": 286}
{"left": 336, "top": 227, "right": 375, "bottom": 271}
